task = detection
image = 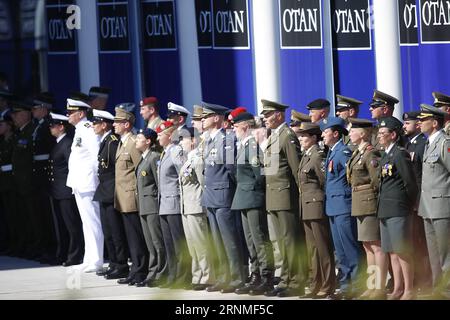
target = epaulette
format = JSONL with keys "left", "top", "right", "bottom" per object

{"left": 366, "top": 145, "right": 374, "bottom": 151}
{"left": 110, "top": 135, "right": 118, "bottom": 141}
{"left": 84, "top": 122, "right": 91, "bottom": 128}
{"left": 343, "top": 149, "right": 351, "bottom": 155}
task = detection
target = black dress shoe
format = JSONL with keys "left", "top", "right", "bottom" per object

{"left": 206, "top": 283, "right": 224, "bottom": 292}
{"left": 96, "top": 268, "right": 113, "bottom": 276}
{"left": 277, "top": 288, "right": 303, "bottom": 298}
{"left": 135, "top": 280, "right": 149, "bottom": 287}
{"left": 105, "top": 270, "right": 129, "bottom": 280}
{"left": 117, "top": 277, "right": 135, "bottom": 285}
{"left": 300, "top": 292, "right": 317, "bottom": 299}
{"left": 264, "top": 287, "right": 285, "bottom": 297}
{"left": 192, "top": 284, "right": 209, "bottom": 291}
{"left": 62, "top": 260, "right": 82, "bottom": 267}
{"left": 249, "top": 283, "right": 274, "bottom": 296}
{"left": 221, "top": 285, "right": 240, "bottom": 294}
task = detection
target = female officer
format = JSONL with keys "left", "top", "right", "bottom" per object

{"left": 346, "top": 118, "right": 387, "bottom": 299}
{"left": 297, "top": 122, "right": 335, "bottom": 299}
{"left": 377, "top": 117, "right": 418, "bottom": 300}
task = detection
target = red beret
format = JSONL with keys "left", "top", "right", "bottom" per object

{"left": 140, "top": 97, "right": 158, "bottom": 107}
{"left": 156, "top": 120, "right": 175, "bottom": 133}
{"left": 228, "top": 107, "right": 247, "bottom": 121}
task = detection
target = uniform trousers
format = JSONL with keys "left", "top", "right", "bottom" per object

{"left": 241, "top": 208, "right": 274, "bottom": 278}
{"left": 160, "top": 214, "right": 190, "bottom": 284}
{"left": 207, "top": 207, "right": 246, "bottom": 286}
{"left": 53, "top": 197, "right": 83, "bottom": 263}
{"left": 73, "top": 190, "right": 103, "bottom": 268}
{"left": 140, "top": 213, "right": 167, "bottom": 281}
{"left": 267, "top": 213, "right": 283, "bottom": 278}
{"left": 99, "top": 202, "right": 128, "bottom": 271}
{"left": 268, "top": 210, "right": 306, "bottom": 290}
{"left": 121, "top": 212, "right": 148, "bottom": 282}
{"left": 329, "top": 213, "right": 360, "bottom": 293}
{"left": 303, "top": 219, "right": 335, "bottom": 294}
{"left": 181, "top": 213, "right": 215, "bottom": 285}
{"left": 423, "top": 218, "right": 450, "bottom": 291}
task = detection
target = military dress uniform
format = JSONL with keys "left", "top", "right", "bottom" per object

{"left": 135, "top": 129, "right": 166, "bottom": 286}
{"left": 66, "top": 99, "right": 104, "bottom": 271}
{"left": 0, "top": 112, "right": 16, "bottom": 254}
{"left": 297, "top": 123, "right": 335, "bottom": 297}
{"left": 231, "top": 112, "right": 274, "bottom": 295}
{"left": 11, "top": 102, "right": 40, "bottom": 258}
{"left": 93, "top": 117, "right": 129, "bottom": 279}
{"left": 179, "top": 130, "right": 215, "bottom": 289}
{"left": 403, "top": 111, "right": 433, "bottom": 292}
{"left": 48, "top": 115, "right": 84, "bottom": 265}
{"left": 157, "top": 124, "right": 190, "bottom": 287}
{"left": 336, "top": 95, "right": 363, "bottom": 152}
{"left": 262, "top": 100, "right": 307, "bottom": 297}
{"left": 201, "top": 103, "right": 246, "bottom": 293}
{"left": 114, "top": 126, "right": 149, "bottom": 285}
{"left": 417, "top": 105, "right": 450, "bottom": 296}
{"left": 377, "top": 120, "right": 418, "bottom": 256}
{"left": 320, "top": 117, "right": 361, "bottom": 298}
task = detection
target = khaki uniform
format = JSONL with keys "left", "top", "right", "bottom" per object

{"left": 347, "top": 142, "right": 380, "bottom": 217}
{"left": 298, "top": 144, "right": 335, "bottom": 295}
{"left": 264, "top": 123, "right": 306, "bottom": 293}
{"left": 147, "top": 116, "right": 163, "bottom": 131}
{"left": 114, "top": 133, "right": 141, "bottom": 213}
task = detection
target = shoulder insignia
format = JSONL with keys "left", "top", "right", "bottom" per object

{"left": 366, "top": 145, "right": 373, "bottom": 151}
{"left": 84, "top": 123, "right": 91, "bottom": 128}
{"left": 370, "top": 159, "right": 379, "bottom": 168}
{"left": 110, "top": 135, "right": 118, "bottom": 141}
{"left": 343, "top": 150, "right": 351, "bottom": 155}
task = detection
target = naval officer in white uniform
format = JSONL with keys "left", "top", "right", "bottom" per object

{"left": 66, "top": 98, "right": 104, "bottom": 272}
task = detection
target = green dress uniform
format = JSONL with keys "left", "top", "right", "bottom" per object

{"left": 231, "top": 125, "right": 274, "bottom": 295}
{"left": 298, "top": 143, "right": 335, "bottom": 296}
{"left": 263, "top": 102, "right": 306, "bottom": 297}
{"left": 347, "top": 142, "right": 381, "bottom": 241}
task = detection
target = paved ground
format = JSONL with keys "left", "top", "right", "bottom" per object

{"left": 0, "top": 256, "right": 300, "bottom": 300}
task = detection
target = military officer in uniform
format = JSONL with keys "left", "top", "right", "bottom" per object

{"left": 135, "top": 128, "right": 166, "bottom": 287}
{"left": 290, "top": 110, "right": 311, "bottom": 144}
{"left": 178, "top": 126, "right": 215, "bottom": 290}
{"left": 307, "top": 99, "right": 331, "bottom": 124}
{"left": 417, "top": 104, "right": 450, "bottom": 299}
{"left": 432, "top": 92, "right": 450, "bottom": 136}
{"left": 89, "top": 86, "right": 110, "bottom": 110}
{"left": 201, "top": 102, "right": 245, "bottom": 293}
{"left": 167, "top": 102, "right": 190, "bottom": 132}
{"left": 297, "top": 122, "right": 335, "bottom": 299}
{"left": 140, "top": 97, "right": 163, "bottom": 131}
{"left": 0, "top": 109, "right": 17, "bottom": 254}
{"left": 156, "top": 120, "right": 190, "bottom": 288}
{"left": 377, "top": 116, "right": 418, "bottom": 300}
{"left": 335, "top": 95, "right": 363, "bottom": 151}
{"left": 369, "top": 90, "right": 400, "bottom": 151}
{"left": 346, "top": 118, "right": 386, "bottom": 300}
{"left": 10, "top": 98, "right": 40, "bottom": 259}
{"left": 261, "top": 99, "right": 306, "bottom": 297}
{"left": 402, "top": 111, "right": 432, "bottom": 294}
{"left": 92, "top": 109, "right": 129, "bottom": 280}
{"left": 31, "top": 92, "right": 57, "bottom": 263}
{"left": 48, "top": 113, "right": 84, "bottom": 266}
{"left": 230, "top": 112, "right": 274, "bottom": 295}
{"left": 320, "top": 117, "right": 361, "bottom": 299}
{"left": 66, "top": 98, "right": 104, "bottom": 273}
{"left": 113, "top": 104, "right": 149, "bottom": 286}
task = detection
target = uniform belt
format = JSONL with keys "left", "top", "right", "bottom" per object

{"left": 352, "top": 184, "right": 372, "bottom": 192}
{"left": 33, "top": 154, "right": 50, "bottom": 161}
{"left": 0, "top": 164, "right": 12, "bottom": 172}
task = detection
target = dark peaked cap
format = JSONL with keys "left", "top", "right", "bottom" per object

{"left": 307, "top": 98, "right": 330, "bottom": 110}
{"left": 347, "top": 118, "right": 374, "bottom": 128}
{"left": 378, "top": 116, "right": 403, "bottom": 131}
{"left": 336, "top": 95, "right": 363, "bottom": 110}
{"left": 370, "top": 90, "right": 399, "bottom": 108}
{"left": 432, "top": 91, "right": 450, "bottom": 106}
{"left": 260, "top": 99, "right": 289, "bottom": 114}
{"left": 402, "top": 111, "right": 421, "bottom": 121}
{"left": 201, "top": 102, "right": 229, "bottom": 116}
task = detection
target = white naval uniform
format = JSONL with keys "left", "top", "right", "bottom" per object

{"left": 67, "top": 118, "right": 104, "bottom": 270}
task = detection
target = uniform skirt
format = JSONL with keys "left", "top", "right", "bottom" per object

{"left": 356, "top": 215, "right": 380, "bottom": 242}
{"left": 380, "top": 216, "right": 413, "bottom": 254}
